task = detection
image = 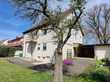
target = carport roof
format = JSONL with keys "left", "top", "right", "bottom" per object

{"left": 83, "top": 44, "right": 110, "bottom": 47}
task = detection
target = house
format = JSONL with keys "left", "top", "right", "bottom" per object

{"left": 0, "top": 37, "right": 23, "bottom": 49}
{"left": 7, "top": 36, "right": 23, "bottom": 49}
{"left": 0, "top": 40, "right": 9, "bottom": 45}
{"left": 23, "top": 9, "right": 83, "bottom": 63}
{"left": 0, "top": 37, "right": 23, "bottom": 57}
{"left": 8, "top": 37, "right": 23, "bottom": 57}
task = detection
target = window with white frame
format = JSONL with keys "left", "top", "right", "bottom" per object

{"left": 37, "top": 44, "right": 40, "bottom": 50}
{"left": 43, "top": 43, "right": 47, "bottom": 51}
{"left": 67, "top": 49, "right": 72, "bottom": 59}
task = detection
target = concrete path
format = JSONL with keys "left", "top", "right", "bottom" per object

{"left": 7, "top": 57, "right": 95, "bottom": 75}
{"left": 7, "top": 57, "right": 34, "bottom": 67}
{"left": 7, "top": 57, "right": 53, "bottom": 72}
{"left": 64, "top": 58, "right": 95, "bottom": 76}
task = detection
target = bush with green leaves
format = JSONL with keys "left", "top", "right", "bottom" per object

{"left": 95, "top": 59, "right": 105, "bottom": 68}
{"left": 0, "top": 45, "right": 17, "bottom": 57}
{"left": 80, "top": 59, "right": 110, "bottom": 82}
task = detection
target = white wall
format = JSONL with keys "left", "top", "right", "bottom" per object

{"left": 23, "top": 13, "right": 83, "bottom": 63}
{"left": 95, "top": 46, "right": 110, "bottom": 60}
{"left": 23, "top": 34, "right": 33, "bottom": 58}
{"left": 23, "top": 29, "right": 83, "bottom": 63}
{"left": 14, "top": 50, "right": 23, "bottom": 57}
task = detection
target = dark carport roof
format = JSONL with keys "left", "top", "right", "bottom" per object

{"left": 82, "top": 44, "right": 110, "bottom": 47}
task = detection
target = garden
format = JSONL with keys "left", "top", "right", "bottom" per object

{"left": 0, "top": 58, "right": 110, "bottom": 82}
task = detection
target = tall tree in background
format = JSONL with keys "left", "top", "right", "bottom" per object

{"left": 85, "top": 4, "right": 110, "bottom": 44}
{"left": 10, "top": 0, "right": 86, "bottom": 82}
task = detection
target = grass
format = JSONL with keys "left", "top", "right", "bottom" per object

{"left": 0, "top": 58, "right": 52, "bottom": 82}
{"left": 0, "top": 58, "right": 110, "bottom": 82}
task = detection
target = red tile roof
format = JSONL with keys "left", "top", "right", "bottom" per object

{"left": 8, "top": 37, "right": 23, "bottom": 47}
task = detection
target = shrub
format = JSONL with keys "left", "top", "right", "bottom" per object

{"left": 88, "top": 66, "right": 110, "bottom": 82}
{"left": 80, "top": 59, "right": 110, "bottom": 82}
{"left": 0, "top": 45, "right": 17, "bottom": 57}
{"left": 83, "top": 63, "right": 110, "bottom": 82}
{"left": 63, "top": 59, "right": 73, "bottom": 65}
{"left": 95, "top": 59, "right": 105, "bottom": 69}
{"left": 102, "top": 58, "right": 110, "bottom": 66}
{"left": 84, "top": 64, "right": 96, "bottom": 73}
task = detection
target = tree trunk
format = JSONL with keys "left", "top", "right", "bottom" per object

{"left": 53, "top": 48, "right": 63, "bottom": 82}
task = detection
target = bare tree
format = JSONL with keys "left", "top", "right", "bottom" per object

{"left": 10, "top": 0, "right": 86, "bottom": 82}
{"left": 85, "top": 4, "right": 110, "bottom": 44}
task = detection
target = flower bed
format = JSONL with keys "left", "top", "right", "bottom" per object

{"left": 63, "top": 59, "right": 73, "bottom": 65}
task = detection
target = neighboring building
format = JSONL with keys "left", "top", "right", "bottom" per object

{"left": 23, "top": 9, "right": 83, "bottom": 63}
{"left": 0, "top": 40, "right": 9, "bottom": 45}
{"left": 8, "top": 37, "right": 23, "bottom": 57}
{"left": 75, "top": 44, "right": 110, "bottom": 60}
{"left": 0, "top": 37, "right": 23, "bottom": 57}
{"left": 8, "top": 37, "right": 23, "bottom": 49}
{"left": 0, "top": 37, "right": 23, "bottom": 49}
{"left": 94, "top": 44, "right": 110, "bottom": 60}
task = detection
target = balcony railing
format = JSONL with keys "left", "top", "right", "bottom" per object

{"left": 25, "top": 36, "right": 38, "bottom": 43}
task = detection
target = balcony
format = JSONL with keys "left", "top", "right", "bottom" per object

{"left": 25, "top": 36, "right": 38, "bottom": 43}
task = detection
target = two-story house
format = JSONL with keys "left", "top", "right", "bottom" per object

{"left": 23, "top": 9, "right": 83, "bottom": 63}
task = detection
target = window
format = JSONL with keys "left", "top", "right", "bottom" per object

{"left": 43, "top": 43, "right": 47, "bottom": 51}
{"left": 38, "top": 56, "right": 40, "bottom": 59}
{"left": 43, "top": 29, "right": 47, "bottom": 35}
{"left": 37, "top": 47, "right": 40, "bottom": 50}
{"left": 37, "top": 44, "right": 40, "bottom": 50}
{"left": 67, "top": 49, "right": 72, "bottom": 59}
{"left": 43, "top": 57, "right": 46, "bottom": 59}
{"left": 46, "top": 56, "right": 50, "bottom": 58}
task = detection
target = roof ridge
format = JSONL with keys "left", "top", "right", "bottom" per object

{"left": 23, "top": 8, "right": 73, "bottom": 34}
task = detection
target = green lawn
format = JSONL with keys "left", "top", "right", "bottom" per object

{"left": 0, "top": 58, "right": 91, "bottom": 82}
{"left": 0, "top": 58, "right": 52, "bottom": 82}
{"left": 0, "top": 58, "right": 110, "bottom": 82}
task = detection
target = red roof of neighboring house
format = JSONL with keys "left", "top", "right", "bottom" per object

{"left": 8, "top": 37, "right": 23, "bottom": 47}
{"left": 0, "top": 40, "right": 4, "bottom": 44}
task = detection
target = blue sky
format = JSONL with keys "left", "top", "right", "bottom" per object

{"left": 0, "top": 0, "right": 109, "bottom": 40}
{"left": 0, "top": 0, "right": 32, "bottom": 40}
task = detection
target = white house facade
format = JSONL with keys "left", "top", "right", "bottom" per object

{"left": 22, "top": 8, "right": 110, "bottom": 63}
{"left": 23, "top": 28, "right": 83, "bottom": 63}
{"left": 23, "top": 9, "right": 83, "bottom": 63}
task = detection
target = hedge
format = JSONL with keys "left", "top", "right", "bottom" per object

{"left": 0, "top": 45, "right": 17, "bottom": 57}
